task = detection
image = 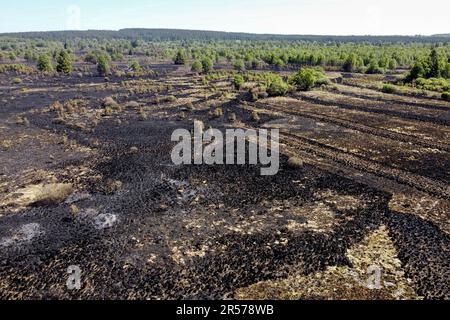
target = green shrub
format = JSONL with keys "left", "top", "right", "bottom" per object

{"left": 273, "top": 57, "right": 285, "bottom": 69}
{"left": 174, "top": 49, "right": 187, "bottom": 65}
{"left": 12, "top": 77, "right": 22, "bottom": 84}
{"left": 388, "top": 59, "right": 398, "bottom": 70}
{"left": 37, "top": 54, "right": 53, "bottom": 72}
{"left": 129, "top": 59, "right": 141, "bottom": 72}
{"left": 251, "top": 59, "right": 262, "bottom": 69}
{"left": 406, "top": 62, "right": 426, "bottom": 82}
{"left": 201, "top": 57, "right": 214, "bottom": 73}
{"left": 0, "top": 64, "right": 35, "bottom": 74}
{"left": 366, "top": 60, "right": 384, "bottom": 74}
{"left": 343, "top": 53, "right": 358, "bottom": 72}
{"left": 233, "top": 74, "right": 245, "bottom": 90}
{"left": 442, "top": 92, "right": 450, "bottom": 101}
{"left": 234, "top": 59, "right": 246, "bottom": 72}
{"left": 84, "top": 52, "right": 98, "bottom": 64}
{"left": 290, "top": 68, "right": 317, "bottom": 91}
{"left": 267, "top": 77, "right": 289, "bottom": 96}
{"left": 56, "top": 50, "right": 73, "bottom": 74}
{"left": 110, "top": 51, "right": 123, "bottom": 62}
{"left": 24, "top": 50, "right": 37, "bottom": 62}
{"left": 97, "top": 55, "right": 110, "bottom": 76}
{"left": 413, "top": 77, "right": 450, "bottom": 92}
{"left": 191, "top": 60, "right": 202, "bottom": 73}
{"left": 381, "top": 84, "right": 396, "bottom": 94}
{"left": 316, "top": 77, "right": 331, "bottom": 86}
{"left": 406, "top": 50, "right": 449, "bottom": 82}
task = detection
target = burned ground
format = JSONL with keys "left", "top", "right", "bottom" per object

{"left": 0, "top": 65, "right": 449, "bottom": 300}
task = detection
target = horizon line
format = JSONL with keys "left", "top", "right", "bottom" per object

{"left": 0, "top": 27, "right": 449, "bottom": 38}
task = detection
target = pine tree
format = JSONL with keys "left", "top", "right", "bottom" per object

{"left": 233, "top": 74, "right": 244, "bottom": 90}
{"left": 343, "top": 53, "right": 358, "bottom": 72}
{"left": 174, "top": 49, "right": 187, "bottom": 65}
{"left": 201, "top": 57, "right": 214, "bottom": 73}
{"left": 191, "top": 60, "right": 202, "bottom": 73}
{"left": 97, "top": 55, "right": 110, "bottom": 76}
{"left": 429, "top": 49, "right": 442, "bottom": 78}
{"left": 234, "top": 59, "right": 245, "bottom": 72}
{"left": 37, "top": 54, "right": 53, "bottom": 72}
{"left": 56, "top": 50, "right": 73, "bottom": 74}
{"left": 406, "top": 62, "right": 425, "bottom": 82}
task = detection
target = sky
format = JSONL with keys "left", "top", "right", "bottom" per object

{"left": 0, "top": 0, "right": 449, "bottom": 36}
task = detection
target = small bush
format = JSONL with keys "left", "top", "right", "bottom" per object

{"left": 234, "top": 60, "right": 246, "bottom": 72}
{"left": 381, "top": 84, "right": 396, "bottom": 94}
{"left": 415, "top": 77, "right": 449, "bottom": 92}
{"left": 290, "top": 68, "right": 325, "bottom": 91}
{"left": 56, "top": 50, "right": 73, "bottom": 74}
{"left": 138, "top": 109, "right": 148, "bottom": 121}
{"left": 366, "top": 61, "right": 384, "bottom": 74}
{"left": 84, "top": 52, "right": 98, "bottom": 64}
{"left": 12, "top": 77, "right": 22, "bottom": 84}
{"left": 267, "top": 76, "right": 289, "bottom": 96}
{"left": 37, "top": 54, "right": 53, "bottom": 72}
{"left": 102, "top": 96, "right": 118, "bottom": 107}
{"left": 103, "top": 106, "right": 113, "bottom": 116}
{"left": 251, "top": 110, "right": 261, "bottom": 122}
{"left": 129, "top": 60, "right": 141, "bottom": 72}
{"left": 174, "top": 49, "right": 188, "bottom": 65}
{"left": 315, "top": 77, "right": 331, "bottom": 86}
{"left": 233, "top": 74, "right": 245, "bottom": 90}
{"left": 103, "top": 179, "right": 123, "bottom": 194}
{"left": 342, "top": 53, "right": 358, "bottom": 72}
{"left": 97, "top": 55, "right": 110, "bottom": 76}
{"left": 201, "top": 57, "right": 214, "bottom": 73}
{"left": 442, "top": 92, "right": 450, "bottom": 101}
{"left": 32, "top": 183, "right": 74, "bottom": 206}
{"left": 0, "top": 64, "right": 35, "bottom": 74}
{"left": 287, "top": 157, "right": 304, "bottom": 169}
{"left": 15, "top": 116, "right": 29, "bottom": 126}
{"left": 191, "top": 60, "right": 203, "bottom": 73}
{"left": 185, "top": 102, "right": 195, "bottom": 111}
{"left": 210, "top": 107, "right": 224, "bottom": 119}
{"left": 166, "top": 95, "right": 177, "bottom": 103}
{"left": 70, "top": 204, "right": 80, "bottom": 215}
{"left": 125, "top": 101, "right": 140, "bottom": 109}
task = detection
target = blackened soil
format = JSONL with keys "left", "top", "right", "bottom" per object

{"left": 0, "top": 70, "right": 449, "bottom": 300}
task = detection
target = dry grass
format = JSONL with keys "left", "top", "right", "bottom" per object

{"left": 102, "top": 96, "right": 118, "bottom": 107}
{"left": 235, "top": 226, "right": 417, "bottom": 300}
{"left": 210, "top": 107, "right": 224, "bottom": 119}
{"left": 1, "top": 140, "right": 13, "bottom": 150}
{"left": 103, "top": 179, "right": 123, "bottom": 195}
{"left": 287, "top": 157, "right": 304, "bottom": 169}
{"left": 251, "top": 110, "right": 260, "bottom": 122}
{"left": 125, "top": 101, "right": 140, "bottom": 109}
{"left": 1, "top": 183, "right": 74, "bottom": 208}
{"left": 70, "top": 204, "right": 80, "bottom": 215}
{"left": 15, "top": 116, "right": 30, "bottom": 126}
{"left": 138, "top": 108, "right": 149, "bottom": 121}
